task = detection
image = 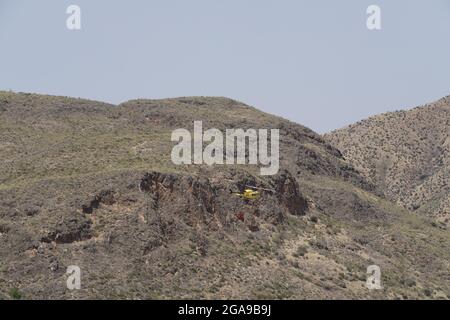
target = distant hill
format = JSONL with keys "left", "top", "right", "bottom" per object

{"left": 1, "top": 91, "right": 449, "bottom": 299}
{"left": 325, "top": 96, "right": 450, "bottom": 226}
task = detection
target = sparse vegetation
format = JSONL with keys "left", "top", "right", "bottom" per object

{"left": 325, "top": 95, "right": 450, "bottom": 227}
{"left": 293, "top": 245, "right": 308, "bottom": 257}
{"left": 0, "top": 92, "right": 449, "bottom": 299}
{"left": 9, "top": 288, "right": 22, "bottom": 300}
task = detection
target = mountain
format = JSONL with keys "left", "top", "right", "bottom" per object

{"left": 325, "top": 96, "right": 450, "bottom": 227}
{"left": 0, "top": 91, "right": 449, "bottom": 299}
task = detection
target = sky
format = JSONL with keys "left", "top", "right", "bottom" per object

{"left": 0, "top": 0, "right": 449, "bottom": 133}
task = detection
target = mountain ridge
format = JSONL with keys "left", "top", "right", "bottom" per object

{"left": 325, "top": 95, "right": 450, "bottom": 226}
{"left": 0, "top": 91, "right": 449, "bottom": 299}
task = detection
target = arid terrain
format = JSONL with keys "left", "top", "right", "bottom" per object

{"left": 0, "top": 91, "right": 449, "bottom": 299}
{"left": 325, "top": 96, "right": 449, "bottom": 226}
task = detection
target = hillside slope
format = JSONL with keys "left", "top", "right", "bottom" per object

{"left": 0, "top": 91, "right": 449, "bottom": 299}
{"left": 325, "top": 96, "right": 450, "bottom": 226}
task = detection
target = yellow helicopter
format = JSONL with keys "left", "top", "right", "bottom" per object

{"left": 232, "top": 188, "right": 260, "bottom": 200}
{"left": 231, "top": 186, "right": 275, "bottom": 200}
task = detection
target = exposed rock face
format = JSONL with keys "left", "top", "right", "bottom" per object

{"left": 41, "top": 216, "right": 93, "bottom": 244}
{"left": 272, "top": 170, "right": 307, "bottom": 216}
{"left": 82, "top": 190, "right": 116, "bottom": 214}
{"left": 137, "top": 170, "right": 307, "bottom": 230}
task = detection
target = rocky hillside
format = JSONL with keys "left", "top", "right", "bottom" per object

{"left": 325, "top": 96, "right": 450, "bottom": 226}
{"left": 1, "top": 91, "right": 449, "bottom": 299}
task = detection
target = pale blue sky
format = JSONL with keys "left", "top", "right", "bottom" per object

{"left": 0, "top": 0, "right": 449, "bottom": 132}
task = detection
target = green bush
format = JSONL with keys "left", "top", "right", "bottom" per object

{"left": 9, "top": 288, "right": 22, "bottom": 300}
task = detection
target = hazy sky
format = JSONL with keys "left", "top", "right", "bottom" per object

{"left": 0, "top": 0, "right": 449, "bottom": 133}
